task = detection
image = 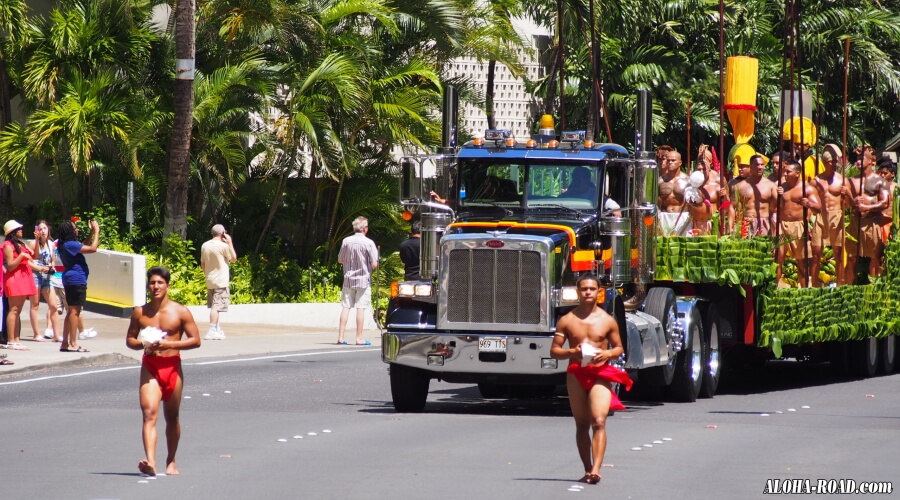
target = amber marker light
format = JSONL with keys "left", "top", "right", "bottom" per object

{"left": 526, "top": 139, "right": 537, "bottom": 148}
{"left": 643, "top": 215, "right": 655, "bottom": 226}
{"left": 584, "top": 139, "right": 595, "bottom": 148}
{"left": 473, "top": 137, "right": 484, "bottom": 146}
{"left": 505, "top": 137, "right": 517, "bottom": 147}
{"left": 548, "top": 139, "right": 559, "bottom": 148}
{"left": 390, "top": 282, "right": 399, "bottom": 298}
{"left": 402, "top": 210, "right": 413, "bottom": 221}
{"left": 540, "top": 114, "right": 555, "bottom": 129}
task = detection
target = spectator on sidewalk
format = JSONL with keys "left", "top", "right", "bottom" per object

{"left": 29, "top": 220, "right": 63, "bottom": 343}
{"left": 337, "top": 216, "right": 378, "bottom": 345}
{"left": 3, "top": 220, "right": 38, "bottom": 350}
{"left": 43, "top": 237, "right": 96, "bottom": 341}
{"left": 57, "top": 218, "right": 100, "bottom": 353}
{"left": 399, "top": 221, "right": 421, "bottom": 280}
{"left": 200, "top": 224, "right": 236, "bottom": 340}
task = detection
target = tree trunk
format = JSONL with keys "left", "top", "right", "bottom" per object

{"left": 255, "top": 149, "right": 295, "bottom": 255}
{"left": 54, "top": 160, "right": 70, "bottom": 219}
{"left": 486, "top": 60, "right": 497, "bottom": 129}
{"left": 301, "top": 158, "right": 319, "bottom": 265}
{"left": 325, "top": 174, "right": 345, "bottom": 262}
{"left": 163, "top": 0, "right": 196, "bottom": 241}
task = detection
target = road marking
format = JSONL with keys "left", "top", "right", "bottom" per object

{"left": 192, "top": 348, "right": 378, "bottom": 365}
{"left": 0, "top": 349, "right": 378, "bottom": 385}
{"left": 0, "top": 365, "right": 139, "bottom": 385}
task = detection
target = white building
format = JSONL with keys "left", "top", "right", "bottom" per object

{"left": 444, "top": 21, "right": 552, "bottom": 140}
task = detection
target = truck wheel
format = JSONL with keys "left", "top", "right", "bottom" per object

{"left": 643, "top": 288, "right": 677, "bottom": 387}
{"left": 478, "top": 382, "right": 508, "bottom": 399}
{"left": 877, "top": 336, "right": 896, "bottom": 374}
{"left": 669, "top": 306, "right": 705, "bottom": 402}
{"left": 390, "top": 364, "right": 430, "bottom": 412}
{"left": 850, "top": 337, "right": 878, "bottom": 378}
{"left": 699, "top": 303, "right": 726, "bottom": 398}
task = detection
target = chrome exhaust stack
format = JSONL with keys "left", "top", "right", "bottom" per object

{"left": 623, "top": 91, "right": 658, "bottom": 310}
{"left": 632, "top": 90, "right": 657, "bottom": 284}
{"left": 416, "top": 84, "right": 459, "bottom": 280}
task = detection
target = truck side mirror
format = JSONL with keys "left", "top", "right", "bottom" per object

{"left": 400, "top": 158, "right": 418, "bottom": 201}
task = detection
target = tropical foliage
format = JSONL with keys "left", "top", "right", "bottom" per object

{"left": 0, "top": 0, "right": 898, "bottom": 302}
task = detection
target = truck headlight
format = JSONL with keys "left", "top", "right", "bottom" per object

{"left": 398, "top": 282, "right": 433, "bottom": 297}
{"left": 559, "top": 286, "right": 579, "bottom": 303}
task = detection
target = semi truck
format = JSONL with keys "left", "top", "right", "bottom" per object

{"left": 381, "top": 89, "right": 900, "bottom": 412}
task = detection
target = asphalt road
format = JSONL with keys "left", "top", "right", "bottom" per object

{"left": 1, "top": 350, "right": 897, "bottom": 500}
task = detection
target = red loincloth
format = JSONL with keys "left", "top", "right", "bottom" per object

{"left": 142, "top": 354, "right": 182, "bottom": 401}
{"left": 567, "top": 362, "right": 634, "bottom": 411}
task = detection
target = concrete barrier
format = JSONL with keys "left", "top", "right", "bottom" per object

{"left": 186, "top": 303, "right": 379, "bottom": 329}
{"left": 59, "top": 247, "right": 374, "bottom": 329}
{"left": 83, "top": 249, "right": 147, "bottom": 314}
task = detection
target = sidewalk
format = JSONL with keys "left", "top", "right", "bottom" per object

{"left": 0, "top": 303, "right": 382, "bottom": 377}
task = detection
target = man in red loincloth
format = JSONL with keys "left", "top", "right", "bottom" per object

{"left": 551, "top": 274, "right": 632, "bottom": 485}
{"left": 126, "top": 266, "right": 201, "bottom": 476}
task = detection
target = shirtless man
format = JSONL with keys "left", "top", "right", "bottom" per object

{"left": 776, "top": 161, "right": 822, "bottom": 287}
{"left": 657, "top": 150, "right": 690, "bottom": 236}
{"left": 842, "top": 146, "right": 889, "bottom": 281}
{"left": 732, "top": 155, "right": 777, "bottom": 236}
{"left": 876, "top": 159, "right": 896, "bottom": 243}
{"left": 686, "top": 153, "right": 725, "bottom": 235}
{"left": 550, "top": 274, "right": 632, "bottom": 485}
{"left": 126, "top": 266, "right": 201, "bottom": 476}
{"left": 766, "top": 153, "right": 783, "bottom": 183}
{"left": 812, "top": 148, "right": 850, "bottom": 284}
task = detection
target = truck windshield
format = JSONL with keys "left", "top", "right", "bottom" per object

{"left": 459, "top": 162, "right": 605, "bottom": 210}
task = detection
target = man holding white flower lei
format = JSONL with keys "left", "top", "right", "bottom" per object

{"left": 126, "top": 266, "right": 201, "bottom": 477}
{"left": 550, "top": 274, "right": 632, "bottom": 485}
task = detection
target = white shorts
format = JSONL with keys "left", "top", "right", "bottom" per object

{"left": 341, "top": 287, "right": 372, "bottom": 309}
{"left": 658, "top": 211, "right": 691, "bottom": 236}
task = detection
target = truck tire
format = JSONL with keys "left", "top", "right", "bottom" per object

{"left": 478, "top": 382, "right": 508, "bottom": 399}
{"left": 699, "top": 303, "right": 726, "bottom": 398}
{"left": 877, "top": 336, "right": 896, "bottom": 374}
{"left": 390, "top": 364, "right": 430, "bottom": 412}
{"left": 669, "top": 306, "right": 705, "bottom": 402}
{"left": 642, "top": 288, "right": 676, "bottom": 387}
{"left": 850, "top": 337, "right": 878, "bottom": 378}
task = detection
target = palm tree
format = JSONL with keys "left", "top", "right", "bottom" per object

{"left": 0, "top": 0, "right": 28, "bottom": 216}
{"left": 164, "top": 0, "right": 197, "bottom": 239}
{"left": 0, "top": 71, "right": 132, "bottom": 214}
{"left": 189, "top": 55, "right": 273, "bottom": 226}
{"left": 0, "top": 0, "right": 162, "bottom": 213}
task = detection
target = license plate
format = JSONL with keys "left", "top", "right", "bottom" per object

{"left": 479, "top": 337, "right": 507, "bottom": 353}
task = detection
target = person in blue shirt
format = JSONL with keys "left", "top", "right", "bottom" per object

{"left": 56, "top": 219, "right": 100, "bottom": 353}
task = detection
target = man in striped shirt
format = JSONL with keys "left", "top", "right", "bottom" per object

{"left": 337, "top": 216, "right": 379, "bottom": 345}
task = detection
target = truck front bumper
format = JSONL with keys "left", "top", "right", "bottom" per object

{"left": 382, "top": 331, "right": 567, "bottom": 384}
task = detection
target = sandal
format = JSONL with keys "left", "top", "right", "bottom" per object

{"left": 10, "top": 343, "right": 30, "bottom": 351}
{"left": 0, "top": 358, "right": 13, "bottom": 365}
{"left": 578, "top": 472, "right": 601, "bottom": 484}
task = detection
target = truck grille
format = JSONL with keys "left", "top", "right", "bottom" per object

{"left": 446, "top": 249, "right": 541, "bottom": 324}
